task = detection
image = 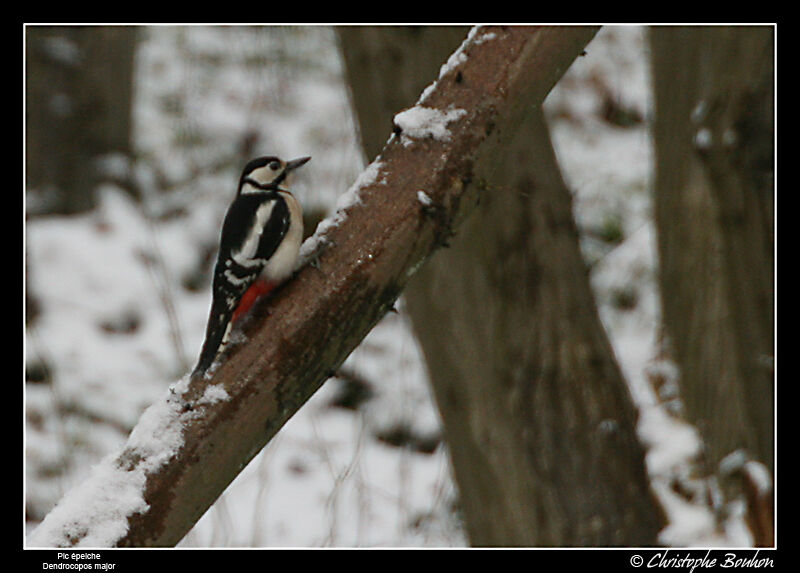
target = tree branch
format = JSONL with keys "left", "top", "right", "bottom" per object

{"left": 28, "top": 25, "right": 599, "bottom": 547}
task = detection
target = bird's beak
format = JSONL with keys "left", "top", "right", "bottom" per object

{"left": 286, "top": 156, "right": 311, "bottom": 171}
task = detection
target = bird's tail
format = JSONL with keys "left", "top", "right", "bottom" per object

{"left": 192, "top": 279, "right": 275, "bottom": 378}
{"left": 192, "top": 298, "right": 234, "bottom": 378}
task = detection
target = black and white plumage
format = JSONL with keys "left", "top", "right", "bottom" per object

{"left": 193, "top": 155, "right": 310, "bottom": 377}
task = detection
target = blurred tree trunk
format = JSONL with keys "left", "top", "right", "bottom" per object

{"left": 337, "top": 26, "right": 471, "bottom": 162}
{"left": 25, "top": 26, "right": 137, "bottom": 215}
{"left": 650, "top": 26, "right": 774, "bottom": 544}
{"left": 338, "top": 25, "right": 664, "bottom": 546}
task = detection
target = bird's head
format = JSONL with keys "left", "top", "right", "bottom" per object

{"left": 239, "top": 155, "right": 311, "bottom": 194}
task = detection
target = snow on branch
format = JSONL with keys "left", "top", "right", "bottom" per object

{"left": 27, "top": 25, "right": 599, "bottom": 548}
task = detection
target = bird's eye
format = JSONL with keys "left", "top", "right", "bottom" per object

{"left": 269, "top": 161, "right": 281, "bottom": 171}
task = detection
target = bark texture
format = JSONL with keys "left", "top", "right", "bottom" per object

{"left": 650, "top": 26, "right": 774, "bottom": 476}
{"left": 650, "top": 26, "right": 774, "bottom": 545}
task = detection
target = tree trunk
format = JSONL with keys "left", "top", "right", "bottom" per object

{"left": 650, "top": 26, "right": 774, "bottom": 544}
{"left": 25, "top": 25, "right": 136, "bottom": 215}
{"left": 339, "top": 25, "right": 665, "bottom": 546}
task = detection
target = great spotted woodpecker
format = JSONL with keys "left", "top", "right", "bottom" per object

{"left": 192, "top": 155, "right": 310, "bottom": 377}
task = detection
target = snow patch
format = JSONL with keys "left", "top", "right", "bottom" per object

{"left": 638, "top": 406, "right": 702, "bottom": 478}
{"left": 418, "top": 26, "right": 493, "bottom": 103}
{"left": 198, "top": 383, "right": 230, "bottom": 405}
{"left": 694, "top": 127, "right": 713, "bottom": 150}
{"left": 743, "top": 461, "right": 773, "bottom": 495}
{"left": 299, "top": 160, "right": 384, "bottom": 261}
{"left": 26, "top": 455, "right": 149, "bottom": 547}
{"left": 393, "top": 106, "right": 467, "bottom": 146}
{"left": 416, "top": 190, "right": 433, "bottom": 207}
{"left": 28, "top": 377, "right": 194, "bottom": 547}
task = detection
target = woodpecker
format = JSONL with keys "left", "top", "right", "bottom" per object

{"left": 193, "top": 155, "right": 310, "bottom": 377}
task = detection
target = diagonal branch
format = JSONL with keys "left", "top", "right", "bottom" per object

{"left": 28, "top": 25, "right": 599, "bottom": 548}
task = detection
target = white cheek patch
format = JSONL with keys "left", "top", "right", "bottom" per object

{"left": 245, "top": 164, "right": 283, "bottom": 188}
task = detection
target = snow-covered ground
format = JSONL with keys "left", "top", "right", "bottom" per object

{"left": 24, "top": 25, "right": 749, "bottom": 547}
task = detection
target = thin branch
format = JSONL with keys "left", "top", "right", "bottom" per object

{"left": 28, "top": 25, "right": 599, "bottom": 548}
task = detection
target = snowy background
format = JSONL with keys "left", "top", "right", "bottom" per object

{"left": 24, "top": 25, "right": 751, "bottom": 547}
